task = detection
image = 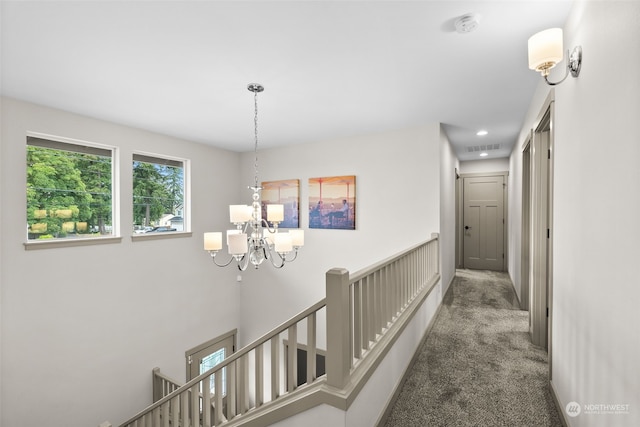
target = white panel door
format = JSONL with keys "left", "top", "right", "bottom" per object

{"left": 463, "top": 175, "right": 505, "bottom": 271}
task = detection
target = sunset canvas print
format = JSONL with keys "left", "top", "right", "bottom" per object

{"left": 308, "top": 175, "right": 356, "bottom": 230}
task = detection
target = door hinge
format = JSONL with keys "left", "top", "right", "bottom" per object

{"left": 546, "top": 307, "right": 549, "bottom": 317}
{"left": 547, "top": 228, "right": 550, "bottom": 239}
{"left": 548, "top": 149, "right": 551, "bottom": 159}
{"left": 233, "top": 345, "right": 236, "bottom": 352}
{"left": 188, "top": 355, "right": 192, "bottom": 365}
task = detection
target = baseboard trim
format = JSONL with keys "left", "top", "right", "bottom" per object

{"left": 374, "top": 273, "right": 454, "bottom": 427}
{"left": 550, "top": 379, "right": 570, "bottom": 427}
{"left": 507, "top": 271, "right": 523, "bottom": 309}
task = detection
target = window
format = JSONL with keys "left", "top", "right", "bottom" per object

{"left": 132, "top": 153, "right": 186, "bottom": 234}
{"left": 26, "top": 136, "right": 114, "bottom": 241}
{"left": 186, "top": 330, "right": 236, "bottom": 396}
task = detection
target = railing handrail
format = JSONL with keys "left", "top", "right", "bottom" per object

{"left": 349, "top": 236, "right": 437, "bottom": 283}
{"left": 119, "top": 298, "right": 327, "bottom": 426}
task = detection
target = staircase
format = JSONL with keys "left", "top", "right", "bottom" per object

{"left": 118, "top": 234, "right": 440, "bottom": 427}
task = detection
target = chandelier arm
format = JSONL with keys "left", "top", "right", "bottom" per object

{"left": 285, "top": 249, "right": 299, "bottom": 262}
{"left": 209, "top": 252, "right": 236, "bottom": 267}
{"left": 265, "top": 246, "right": 287, "bottom": 268}
{"left": 261, "top": 219, "right": 278, "bottom": 233}
{"left": 237, "top": 254, "right": 250, "bottom": 271}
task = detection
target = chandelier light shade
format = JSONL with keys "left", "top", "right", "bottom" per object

{"left": 204, "top": 83, "right": 303, "bottom": 270}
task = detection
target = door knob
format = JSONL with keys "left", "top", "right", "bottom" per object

{"left": 465, "top": 225, "right": 471, "bottom": 230}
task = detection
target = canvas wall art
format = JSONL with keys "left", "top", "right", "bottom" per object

{"left": 261, "top": 179, "right": 300, "bottom": 228}
{"left": 308, "top": 175, "right": 356, "bottom": 230}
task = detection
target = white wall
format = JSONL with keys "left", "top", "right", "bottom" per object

{"left": 0, "top": 98, "right": 243, "bottom": 427}
{"left": 510, "top": 2, "right": 640, "bottom": 425}
{"left": 1, "top": 102, "right": 450, "bottom": 426}
{"left": 439, "top": 127, "right": 459, "bottom": 293}
{"left": 459, "top": 157, "right": 509, "bottom": 175}
{"left": 235, "top": 125, "right": 442, "bottom": 345}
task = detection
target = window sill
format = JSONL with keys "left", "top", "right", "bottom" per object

{"left": 131, "top": 231, "right": 193, "bottom": 242}
{"left": 24, "top": 236, "right": 122, "bottom": 250}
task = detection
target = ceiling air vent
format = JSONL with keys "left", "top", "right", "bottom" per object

{"left": 467, "top": 144, "right": 501, "bottom": 153}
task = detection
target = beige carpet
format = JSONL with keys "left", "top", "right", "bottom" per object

{"left": 382, "top": 269, "right": 562, "bottom": 427}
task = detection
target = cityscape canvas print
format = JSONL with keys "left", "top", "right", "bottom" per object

{"left": 308, "top": 175, "right": 356, "bottom": 230}
{"left": 261, "top": 179, "right": 300, "bottom": 228}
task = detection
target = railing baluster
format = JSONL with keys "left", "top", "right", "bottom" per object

{"left": 287, "top": 324, "right": 298, "bottom": 392}
{"left": 190, "top": 384, "right": 199, "bottom": 427}
{"left": 227, "top": 360, "right": 237, "bottom": 419}
{"left": 271, "top": 335, "right": 280, "bottom": 400}
{"left": 238, "top": 354, "right": 249, "bottom": 414}
{"left": 307, "top": 312, "right": 317, "bottom": 383}
{"left": 160, "top": 402, "right": 171, "bottom": 427}
{"left": 214, "top": 369, "right": 223, "bottom": 425}
{"left": 171, "top": 395, "right": 179, "bottom": 427}
{"left": 353, "top": 280, "right": 362, "bottom": 359}
{"left": 202, "top": 376, "right": 211, "bottom": 427}
{"left": 255, "top": 344, "right": 264, "bottom": 406}
{"left": 349, "top": 281, "right": 354, "bottom": 363}
{"left": 180, "top": 388, "right": 189, "bottom": 427}
{"left": 386, "top": 264, "right": 392, "bottom": 325}
{"left": 370, "top": 272, "right": 376, "bottom": 336}
{"left": 377, "top": 269, "right": 383, "bottom": 334}
{"left": 152, "top": 407, "right": 160, "bottom": 427}
{"left": 362, "top": 275, "right": 370, "bottom": 350}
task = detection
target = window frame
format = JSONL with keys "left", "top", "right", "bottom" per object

{"left": 131, "top": 151, "right": 191, "bottom": 241}
{"left": 24, "top": 132, "right": 121, "bottom": 250}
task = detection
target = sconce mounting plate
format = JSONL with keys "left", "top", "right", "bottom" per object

{"left": 569, "top": 46, "right": 582, "bottom": 78}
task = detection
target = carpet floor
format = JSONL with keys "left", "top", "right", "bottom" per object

{"left": 382, "top": 269, "right": 563, "bottom": 427}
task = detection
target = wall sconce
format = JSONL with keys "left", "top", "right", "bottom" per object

{"left": 528, "top": 28, "right": 582, "bottom": 86}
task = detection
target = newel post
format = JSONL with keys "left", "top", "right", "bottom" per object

{"left": 325, "top": 267, "right": 351, "bottom": 389}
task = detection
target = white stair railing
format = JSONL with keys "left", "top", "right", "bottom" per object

{"left": 326, "top": 234, "right": 439, "bottom": 390}
{"left": 119, "top": 234, "right": 439, "bottom": 427}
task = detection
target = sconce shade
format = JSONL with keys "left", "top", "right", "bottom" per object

{"left": 528, "top": 28, "right": 563, "bottom": 73}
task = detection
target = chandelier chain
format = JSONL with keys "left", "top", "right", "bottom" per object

{"left": 253, "top": 89, "right": 259, "bottom": 189}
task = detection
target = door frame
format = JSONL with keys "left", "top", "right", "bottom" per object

{"left": 521, "top": 132, "right": 532, "bottom": 313}
{"left": 186, "top": 329, "right": 237, "bottom": 382}
{"left": 529, "top": 91, "right": 555, "bottom": 381}
{"left": 459, "top": 171, "right": 509, "bottom": 271}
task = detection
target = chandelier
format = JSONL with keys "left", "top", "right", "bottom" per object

{"left": 203, "top": 83, "right": 304, "bottom": 270}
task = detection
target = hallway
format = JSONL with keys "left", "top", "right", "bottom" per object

{"left": 383, "top": 269, "right": 562, "bottom": 427}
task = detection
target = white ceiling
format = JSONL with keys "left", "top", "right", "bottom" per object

{"left": 1, "top": 0, "right": 573, "bottom": 161}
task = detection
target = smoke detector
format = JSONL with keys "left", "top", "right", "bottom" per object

{"left": 455, "top": 13, "right": 481, "bottom": 34}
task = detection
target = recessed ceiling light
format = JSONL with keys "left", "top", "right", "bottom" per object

{"left": 480, "top": 152, "right": 488, "bottom": 157}
{"left": 476, "top": 130, "right": 488, "bottom": 136}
